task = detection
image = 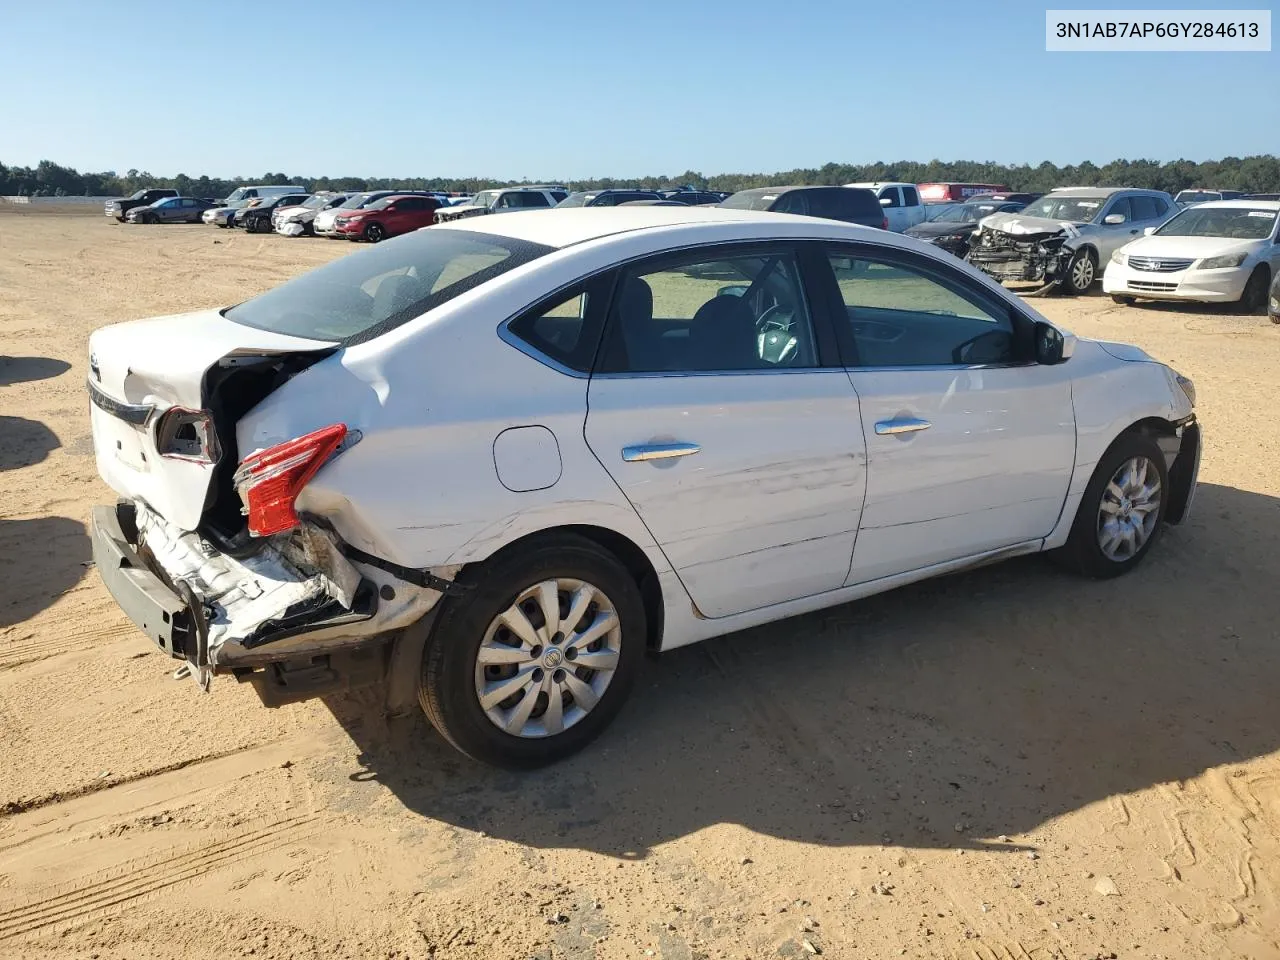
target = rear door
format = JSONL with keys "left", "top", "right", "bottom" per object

{"left": 584, "top": 242, "right": 866, "bottom": 619}
{"left": 900, "top": 185, "right": 925, "bottom": 228}
{"left": 815, "top": 245, "right": 1075, "bottom": 583}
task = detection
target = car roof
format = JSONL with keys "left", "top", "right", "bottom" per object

{"left": 1047, "top": 187, "right": 1165, "bottom": 197}
{"left": 432, "top": 205, "right": 879, "bottom": 250}
{"left": 845, "top": 181, "right": 912, "bottom": 189}
{"left": 1188, "top": 199, "right": 1280, "bottom": 210}
{"left": 731, "top": 185, "right": 840, "bottom": 196}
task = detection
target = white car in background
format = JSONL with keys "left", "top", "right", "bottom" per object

{"left": 273, "top": 193, "right": 352, "bottom": 236}
{"left": 86, "top": 207, "right": 1200, "bottom": 768}
{"left": 843, "top": 181, "right": 927, "bottom": 232}
{"left": 1103, "top": 200, "right": 1278, "bottom": 309}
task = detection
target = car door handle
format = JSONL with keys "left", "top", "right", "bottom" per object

{"left": 874, "top": 418, "right": 931, "bottom": 436}
{"left": 621, "top": 442, "right": 701, "bottom": 462}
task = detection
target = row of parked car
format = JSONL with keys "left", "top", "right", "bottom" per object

{"left": 105, "top": 180, "right": 1279, "bottom": 315}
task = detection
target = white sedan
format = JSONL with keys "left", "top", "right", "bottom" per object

{"left": 1103, "top": 199, "right": 1279, "bottom": 309}
{"left": 87, "top": 207, "right": 1201, "bottom": 768}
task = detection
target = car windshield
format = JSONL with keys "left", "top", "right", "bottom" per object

{"left": 1155, "top": 206, "right": 1277, "bottom": 240}
{"left": 224, "top": 229, "right": 553, "bottom": 343}
{"left": 337, "top": 193, "right": 374, "bottom": 209}
{"left": 128, "top": 189, "right": 150, "bottom": 200}
{"left": 1021, "top": 195, "right": 1107, "bottom": 222}
{"left": 1175, "top": 191, "right": 1220, "bottom": 203}
{"left": 719, "top": 191, "right": 781, "bottom": 211}
{"left": 363, "top": 196, "right": 402, "bottom": 211}
{"left": 928, "top": 203, "right": 990, "bottom": 223}
{"left": 301, "top": 195, "right": 331, "bottom": 209}
{"left": 470, "top": 191, "right": 498, "bottom": 208}
{"left": 555, "top": 192, "right": 594, "bottom": 208}
{"left": 224, "top": 188, "right": 251, "bottom": 204}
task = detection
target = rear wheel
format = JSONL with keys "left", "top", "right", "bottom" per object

{"left": 364, "top": 222, "right": 386, "bottom": 243}
{"left": 1060, "top": 248, "right": 1097, "bottom": 295}
{"left": 418, "top": 535, "right": 645, "bottom": 768}
{"left": 1053, "top": 430, "right": 1168, "bottom": 578}
{"left": 1237, "top": 265, "right": 1269, "bottom": 314}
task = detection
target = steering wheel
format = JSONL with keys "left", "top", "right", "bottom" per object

{"left": 755, "top": 303, "right": 793, "bottom": 334}
{"left": 756, "top": 304, "right": 799, "bottom": 365}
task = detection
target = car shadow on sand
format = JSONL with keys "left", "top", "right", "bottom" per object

{"left": 0, "top": 416, "right": 61, "bottom": 472}
{"left": 0, "top": 356, "right": 71, "bottom": 387}
{"left": 0, "top": 517, "right": 90, "bottom": 627}
{"left": 323, "top": 481, "right": 1280, "bottom": 858}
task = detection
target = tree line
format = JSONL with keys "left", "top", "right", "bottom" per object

{"left": 4, "top": 155, "right": 1279, "bottom": 199}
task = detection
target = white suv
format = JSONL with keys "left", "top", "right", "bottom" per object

{"left": 435, "top": 188, "right": 567, "bottom": 223}
{"left": 843, "top": 181, "right": 927, "bottom": 232}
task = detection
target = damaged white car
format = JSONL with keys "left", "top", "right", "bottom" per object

{"left": 90, "top": 206, "right": 1201, "bottom": 768}
{"left": 967, "top": 187, "right": 1176, "bottom": 294}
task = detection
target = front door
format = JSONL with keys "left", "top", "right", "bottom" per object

{"left": 584, "top": 243, "right": 867, "bottom": 619}
{"left": 816, "top": 246, "right": 1076, "bottom": 583}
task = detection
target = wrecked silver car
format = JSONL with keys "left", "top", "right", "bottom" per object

{"left": 967, "top": 187, "right": 1176, "bottom": 294}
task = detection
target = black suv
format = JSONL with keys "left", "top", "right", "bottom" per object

{"left": 556, "top": 189, "right": 664, "bottom": 207}
{"left": 237, "top": 194, "right": 313, "bottom": 233}
{"left": 719, "top": 186, "right": 886, "bottom": 229}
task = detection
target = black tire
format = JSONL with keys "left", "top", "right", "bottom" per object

{"left": 1053, "top": 430, "right": 1169, "bottom": 579}
{"left": 418, "top": 534, "right": 646, "bottom": 768}
{"left": 1237, "top": 265, "right": 1270, "bottom": 314}
{"left": 1111, "top": 294, "right": 1136, "bottom": 306}
{"left": 364, "top": 222, "right": 386, "bottom": 243}
{"left": 1059, "top": 247, "right": 1097, "bottom": 295}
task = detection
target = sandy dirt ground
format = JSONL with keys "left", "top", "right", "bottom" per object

{"left": 1, "top": 207, "right": 1279, "bottom": 960}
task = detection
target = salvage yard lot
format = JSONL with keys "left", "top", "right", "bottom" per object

{"left": 1, "top": 208, "right": 1279, "bottom": 960}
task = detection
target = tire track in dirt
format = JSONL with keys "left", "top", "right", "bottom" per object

{"left": 0, "top": 617, "right": 137, "bottom": 670}
{"left": 0, "top": 813, "right": 323, "bottom": 940}
{"left": 0, "top": 746, "right": 268, "bottom": 818}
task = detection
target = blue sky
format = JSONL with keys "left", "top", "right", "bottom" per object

{"left": 2, "top": 0, "right": 1276, "bottom": 179}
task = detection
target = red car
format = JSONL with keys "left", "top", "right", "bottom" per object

{"left": 333, "top": 194, "right": 442, "bottom": 242}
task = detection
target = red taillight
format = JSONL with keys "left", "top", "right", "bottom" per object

{"left": 233, "top": 424, "right": 347, "bottom": 537}
{"left": 881, "top": 217, "right": 889, "bottom": 230}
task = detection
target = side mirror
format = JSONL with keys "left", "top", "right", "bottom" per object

{"left": 1035, "top": 321, "right": 1071, "bottom": 364}
{"left": 1143, "top": 226, "right": 1157, "bottom": 236}
{"left": 717, "top": 285, "right": 749, "bottom": 298}
{"left": 879, "top": 197, "right": 892, "bottom": 207}
{"left": 1103, "top": 213, "right": 1126, "bottom": 225}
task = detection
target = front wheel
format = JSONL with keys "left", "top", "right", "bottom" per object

{"left": 1053, "top": 431, "right": 1168, "bottom": 578}
{"left": 364, "top": 222, "right": 386, "bottom": 243}
{"left": 1237, "top": 265, "right": 1269, "bottom": 314}
{"left": 418, "top": 535, "right": 645, "bottom": 768}
{"left": 1060, "top": 248, "right": 1097, "bottom": 295}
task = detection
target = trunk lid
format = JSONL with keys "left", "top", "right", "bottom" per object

{"left": 89, "top": 309, "right": 335, "bottom": 531}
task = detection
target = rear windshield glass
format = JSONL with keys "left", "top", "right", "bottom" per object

{"left": 719, "top": 190, "right": 782, "bottom": 211}
{"left": 224, "top": 229, "right": 554, "bottom": 344}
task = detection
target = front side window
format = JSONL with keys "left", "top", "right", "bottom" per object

{"left": 879, "top": 188, "right": 902, "bottom": 208}
{"left": 1105, "top": 198, "right": 1133, "bottom": 223}
{"left": 827, "top": 252, "right": 1018, "bottom": 367}
{"left": 225, "top": 229, "right": 553, "bottom": 343}
{"left": 599, "top": 249, "right": 818, "bottom": 373}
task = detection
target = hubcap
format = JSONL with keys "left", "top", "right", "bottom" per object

{"left": 1072, "top": 255, "right": 1095, "bottom": 289}
{"left": 1097, "top": 456, "right": 1161, "bottom": 561}
{"left": 474, "top": 578, "right": 621, "bottom": 739}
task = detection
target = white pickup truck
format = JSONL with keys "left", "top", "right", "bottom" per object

{"left": 843, "top": 181, "right": 927, "bottom": 232}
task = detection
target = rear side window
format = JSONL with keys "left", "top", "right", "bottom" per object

{"left": 902, "top": 186, "right": 920, "bottom": 206}
{"left": 842, "top": 189, "right": 882, "bottom": 218}
{"left": 508, "top": 290, "right": 592, "bottom": 370}
{"left": 518, "top": 192, "right": 551, "bottom": 208}
{"left": 225, "top": 229, "right": 554, "bottom": 344}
